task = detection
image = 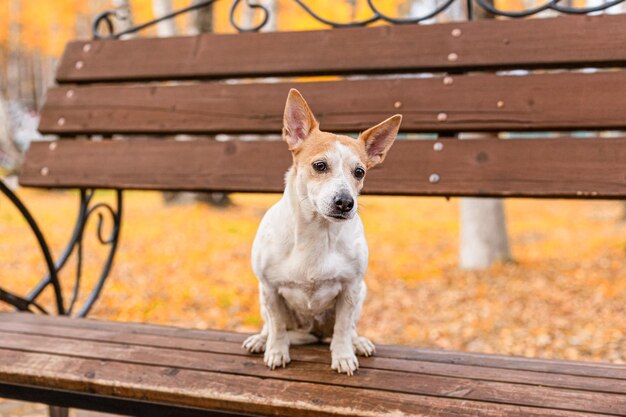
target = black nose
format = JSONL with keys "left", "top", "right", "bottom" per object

{"left": 334, "top": 194, "right": 354, "bottom": 213}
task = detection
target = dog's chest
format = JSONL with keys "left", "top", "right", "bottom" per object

{"left": 278, "top": 280, "right": 342, "bottom": 316}
{"left": 268, "top": 249, "right": 356, "bottom": 315}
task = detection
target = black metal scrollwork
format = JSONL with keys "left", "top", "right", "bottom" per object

{"left": 229, "top": 0, "right": 271, "bottom": 32}
{"left": 94, "top": 0, "right": 219, "bottom": 39}
{"left": 0, "top": 181, "right": 122, "bottom": 317}
{"left": 92, "top": 0, "right": 626, "bottom": 39}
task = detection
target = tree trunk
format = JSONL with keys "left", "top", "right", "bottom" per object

{"left": 260, "top": 0, "right": 278, "bottom": 32}
{"left": 469, "top": 0, "right": 495, "bottom": 20}
{"left": 7, "top": 0, "right": 21, "bottom": 102}
{"left": 409, "top": 0, "right": 511, "bottom": 270}
{"left": 0, "top": 98, "right": 23, "bottom": 173}
{"left": 192, "top": 0, "right": 214, "bottom": 34}
{"left": 456, "top": 0, "right": 512, "bottom": 270}
{"left": 161, "top": 0, "right": 230, "bottom": 207}
{"left": 112, "top": 0, "right": 135, "bottom": 37}
{"left": 1, "top": 0, "right": 23, "bottom": 173}
{"left": 459, "top": 198, "right": 512, "bottom": 269}
{"left": 152, "top": 0, "right": 177, "bottom": 37}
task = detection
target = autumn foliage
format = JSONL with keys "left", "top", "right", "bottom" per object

{"left": 1, "top": 189, "right": 624, "bottom": 363}
{"left": 0, "top": 0, "right": 624, "bottom": 366}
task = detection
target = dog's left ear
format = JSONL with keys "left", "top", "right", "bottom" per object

{"left": 283, "top": 89, "right": 319, "bottom": 151}
{"left": 360, "top": 114, "right": 402, "bottom": 168}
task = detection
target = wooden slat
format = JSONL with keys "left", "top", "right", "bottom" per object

{"left": 55, "top": 14, "right": 626, "bottom": 83}
{"left": 4, "top": 331, "right": 624, "bottom": 414}
{"left": 6, "top": 313, "right": 626, "bottom": 381}
{"left": 0, "top": 349, "right": 603, "bottom": 417}
{"left": 39, "top": 72, "right": 626, "bottom": 134}
{"left": 1, "top": 320, "right": 624, "bottom": 395}
{"left": 20, "top": 138, "right": 626, "bottom": 198}
{"left": 0, "top": 313, "right": 624, "bottom": 416}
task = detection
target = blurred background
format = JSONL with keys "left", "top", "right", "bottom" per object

{"left": 0, "top": 0, "right": 624, "bottom": 381}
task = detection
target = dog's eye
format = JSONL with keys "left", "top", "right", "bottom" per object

{"left": 312, "top": 161, "right": 327, "bottom": 172}
{"left": 354, "top": 167, "right": 365, "bottom": 179}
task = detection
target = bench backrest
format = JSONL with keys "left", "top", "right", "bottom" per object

{"left": 21, "top": 14, "right": 626, "bottom": 198}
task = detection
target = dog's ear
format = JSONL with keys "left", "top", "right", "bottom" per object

{"left": 283, "top": 89, "right": 318, "bottom": 151}
{"left": 360, "top": 114, "right": 402, "bottom": 168}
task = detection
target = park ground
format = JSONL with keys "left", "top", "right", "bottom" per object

{"left": 1, "top": 189, "right": 625, "bottom": 364}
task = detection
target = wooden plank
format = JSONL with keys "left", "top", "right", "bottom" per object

{"left": 39, "top": 72, "right": 626, "bottom": 134}
{"left": 0, "top": 320, "right": 624, "bottom": 395}
{"left": 0, "top": 383, "right": 233, "bottom": 417}
{"left": 0, "top": 331, "right": 624, "bottom": 414}
{"left": 5, "top": 313, "right": 625, "bottom": 381}
{"left": 0, "top": 349, "right": 603, "bottom": 417}
{"left": 55, "top": 14, "right": 626, "bottom": 83}
{"left": 19, "top": 138, "right": 626, "bottom": 198}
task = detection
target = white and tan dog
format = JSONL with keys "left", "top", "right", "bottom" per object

{"left": 243, "top": 89, "right": 401, "bottom": 375}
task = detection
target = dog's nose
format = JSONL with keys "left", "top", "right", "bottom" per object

{"left": 334, "top": 195, "right": 354, "bottom": 213}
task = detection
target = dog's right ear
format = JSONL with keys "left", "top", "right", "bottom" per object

{"left": 283, "top": 89, "right": 318, "bottom": 151}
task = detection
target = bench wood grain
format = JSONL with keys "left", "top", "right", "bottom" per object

{"left": 20, "top": 138, "right": 626, "bottom": 198}
{"left": 0, "top": 313, "right": 624, "bottom": 416}
{"left": 56, "top": 14, "right": 626, "bottom": 83}
{"left": 40, "top": 72, "right": 626, "bottom": 134}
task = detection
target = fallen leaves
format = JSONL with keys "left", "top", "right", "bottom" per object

{"left": 0, "top": 189, "right": 624, "bottom": 363}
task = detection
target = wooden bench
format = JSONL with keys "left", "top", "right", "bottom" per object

{"left": 1, "top": 9, "right": 626, "bottom": 417}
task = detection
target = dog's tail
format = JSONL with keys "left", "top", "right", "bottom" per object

{"left": 288, "top": 330, "right": 319, "bottom": 345}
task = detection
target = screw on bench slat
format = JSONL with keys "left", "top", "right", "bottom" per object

{"left": 49, "top": 142, "right": 57, "bottom": 151}
{"left": 75, "top": 61, "right": 84, "bottom": 70}
{"left": 394, "top": 101, "right": 402, "bottom": 109}
{"left": 497, "top": 100, "right": 505, "bottom": 108}
{"left": 83, "top": 43, "right": 92, "bottom": 53}
{"left": 443, "top": 76, "right": 453, "bottom": 85}
{"left": 451, "top": 28, "right": 462, "bottom": 37}
{"left": 437, "top": 112, "right": 448, "bottom": 122}
{"left": 447, "top": 53, "right": 458, "bottom": 62}
{"left": 40, "top": 167, "right": 49, "bottom": 176}
{"left": 66, "top": 90, "right": 75, "bottom": 98}
{"left": 433, "top": 142, "right": 444, "bottom": 151}
{"left": 57, "top": 117, "right": 66, "bottom": 126}
{"left": 429, "top": 173, "right": 441, "bottom": 183}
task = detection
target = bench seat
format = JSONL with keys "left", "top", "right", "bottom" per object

{"left": 0, "top": 312, "right": 624, "bottom": 416}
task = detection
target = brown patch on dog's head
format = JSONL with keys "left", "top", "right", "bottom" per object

{"left": 282, "top": 89, "right": 402, "bottom": 221}
{"left": 283, "top": 89, "right": 401, "bottom": 171}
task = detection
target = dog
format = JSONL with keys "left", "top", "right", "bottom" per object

{"left": 242, "top": 89, "right": 401, "bottom": 375}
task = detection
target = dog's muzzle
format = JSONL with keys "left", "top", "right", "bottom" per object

{"left": 329, "top": 192, "right": 354, "bottom": 219}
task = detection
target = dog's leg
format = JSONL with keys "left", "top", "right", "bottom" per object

{"left": 261, "top": 285, "right": 291, "bottom": 370}
{"left": 330, "top": 282, "right": 361, "bottom": 376}
{"left": 243, "top": 283, "right": 273, "bottom": 353}
{"left": 351, "top": 282, "right": 375, "bottom": 357}
{"left": 242, "top": 306, "right": 269, "bottom": 353}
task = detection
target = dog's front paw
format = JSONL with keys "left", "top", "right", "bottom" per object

{"left": 264, "top": 344, "right": 291, "bottom": 370}
{"left": 353, "top": 336, "right": 375, "bottom": 357}
{"left": 331, "top": 346, "right": 359, "bottom": 376}
{"left": 242, "top": 333, "right": 266, "bottom": 353}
